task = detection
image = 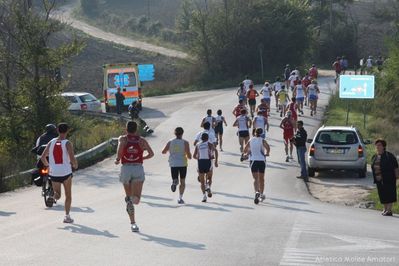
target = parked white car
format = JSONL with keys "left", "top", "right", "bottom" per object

{"left": 61, "top": 92, "right": 102, "bottom": 112}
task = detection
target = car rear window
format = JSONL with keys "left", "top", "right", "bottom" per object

{"left": 315, "top": 130, "right": 358, "bottom": 145}
{"left": 64, "top": 96, "right": 78, "bottom": 103}
{"left": 79, "top": 94, "right": 97, "bottom": 103}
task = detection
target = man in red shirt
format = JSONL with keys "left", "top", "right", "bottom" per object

{"left": 232, "top": 99, "right": 248, "bottom": 118}
{"left": 332, "top": 57, "right": 342, "bottom": 83}
{"left": 115, "top": 121, "right": 154, "bottom": 232}
{"left": 280, "top": 111, "right": 296, "bottom": 162}
{"left": 309, "top": 64, "right": 318, "bottom": 80}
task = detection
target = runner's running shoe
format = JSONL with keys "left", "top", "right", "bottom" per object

{"left": 63, "top": 215, "right": 74, "bottom": 223}
{"left": 254, "top": 192, "right": 260, "bottom": 205}
{"left": 131, "top": 223, "right": 139, "bottom": 232}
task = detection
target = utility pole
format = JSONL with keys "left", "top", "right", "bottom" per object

{"left": 259, "top": 44, "right": 264, "bottom": 82}
{"left": 147, "top": 0, "right": 150, "bottom": 18}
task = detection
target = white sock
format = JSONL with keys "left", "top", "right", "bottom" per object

{"left": 179, "top": 194, "right": 183, "bottom": 199}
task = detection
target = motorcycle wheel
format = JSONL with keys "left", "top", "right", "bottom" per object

{"left": 43, "top": 177, "right": 54, "bottom": 208}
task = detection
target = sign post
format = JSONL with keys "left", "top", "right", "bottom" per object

{"left": 339, "top": 75, "right": 375, "bottom": 128}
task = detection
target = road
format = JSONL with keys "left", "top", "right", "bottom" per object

{"left": 51, "top": 0, "right": 190, "bottom": 60}
{"left": 1, "top": 75, "right": 399, "bottom": 266}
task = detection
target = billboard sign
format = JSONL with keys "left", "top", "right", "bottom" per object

{"left": 339, "top": 75, "right": 375, "bottom": 99}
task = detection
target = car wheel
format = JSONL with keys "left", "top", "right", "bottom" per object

{"left": 358, "top": 166, "right": 367, "bottom": 178}
{"left": 308, "top": 167, "right": 315, "bottom": 177}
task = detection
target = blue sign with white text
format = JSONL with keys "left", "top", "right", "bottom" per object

{"left": 339, "top": 75, "right": 375, "bottom": 99}
{"left": 138, "top": 64, "right": 155, "bottom": 82}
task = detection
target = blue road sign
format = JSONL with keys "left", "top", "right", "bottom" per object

{"left": 339, "top": 75, "right": 375, "bottom": 99}
{"left": 138, "top": 64, "right": 155, "bottom": 82}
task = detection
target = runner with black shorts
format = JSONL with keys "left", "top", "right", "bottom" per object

{"left": 162, "top": 127, "right": 192, "bottom": 204}
{"left": 41, "top": 123, "right": 78, "bottom": 223}
{"left": 214, "top": 110, "right": 227, "bottom": 151}
{"left": 246, "top": 84, "right": 259, "bottom": 118}
{"left": 193, "top": 133, "right": 218, "bottom": 203}
{"left": 233, "top": 109, "right": 252, "bottom": 161}
{"left": 244, "top": 128, "right": 270, "bottom": 204}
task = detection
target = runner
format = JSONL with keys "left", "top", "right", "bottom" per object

{"left": 233, "top": 109, "right": 252, "bottom": 161}
{"left": 256, "top": 98, "right": 269, "bottom": 119}
{"left": 307, "top": 79, "right": 320, "bottom": 116}
{"left": 242, "top": 76, "right": 253, "bottom": 93}
{"left": 292, "top": 80, "right": 305, "bottom": 115}
{"left": 193, "top": 133, "right": 218, "bottom": 203}
{"left": 40, "top": 123, "right": 78, "bottom": 224}
{"left": 114, "top": 121, "right": 154, "bottom": 232}
{"left": 194, "top": 122, "right": 217, "bottom": 195}
{"left": 288, "top": 71, "right": 297, "bottom": 91}
{"left": 284, "top": 64, "right": 291, "bottom": 89}
{"left": 236, "top": 83, "right": 247, "bottom": 105}
{"left": 252, "top": 111, "right": 269, "bottom": 139}
{"left": 201, "top": 109, "right": 216, "bottom": 136}
{"left": 215, "top": 110, "right": 228, "bottom": 151}
{"left": 246, "top": 84, "right": 259, "bottom": 118}
{"left": 309, "top": 64, "right": 318, "bottom": 80}
{"left": 243, "top": 128, "right": 270, "bottom": 204}
{"left": 280, "top": 111, "right": 296, "bottom": 162}
{"left": 260, "top": 82, "right": 272, "bottom": 112}
{"left": 162, "top": 127, "right": 192, "bottom": 204}
{"left": 273, "top": 77, "right": 283, "bottom": 110}
{"left": 302, "top": 73, "right": 311, "bottom": 106}
{"left": 232, "top": 99, "right": 248, "bottom": 118}
{"left": 332, "top": 56, "right": 342, "bottom": 83}
{"left": 287, "top": 97, "right": 298, "bottom": 122}
{"left": 276, "top": 85, "right": 290, "bottom": 117}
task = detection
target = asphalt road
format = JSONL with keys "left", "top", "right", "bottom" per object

{"left": 1, "top": 76, "right": 398, "bottom": 266}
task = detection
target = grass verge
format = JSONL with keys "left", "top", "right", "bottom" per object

{"left": 367, "top": 187, "right": 399, "bottom": 214}
{"left": 323, "top": 91, "right": 399, "bottom": 213}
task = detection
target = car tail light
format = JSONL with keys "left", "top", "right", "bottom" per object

{"left": 40, "top": 167, "right": 49, "bottom": 175}
{"left": 309, "top": 145, "right": 315, "bottom": 156}
{"left": 80, "top": 103, "right": 87, "bottom": 110}
{"left": 358, "top": 145, "right": 364, "bottom": 158}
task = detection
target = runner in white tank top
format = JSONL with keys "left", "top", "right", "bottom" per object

{"left": 233, "top": 109, "right": 252, "bottom": 160}
{"left": 193, "top": 133, "right": 218, "bottom": 203}
{"left": 252, "top": 111, "right": 269, "bottom": 139}
{"left": 293, "top": 80, "right": 305, "bottom": 115}
{"left": 201, "top": 109, "right": 216, "bottom": 135}
{"left": 243, "top": 128, "right": 271, "bottom": 204}
{"left": 48, "top": 139, "right": 72, "bottom": 177}
{"left": 41, "top": 123, "right": 78, "bottom": 224}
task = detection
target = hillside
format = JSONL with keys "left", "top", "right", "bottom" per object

{"left": 56, "top": 30, "right": 190, "bottom": 98}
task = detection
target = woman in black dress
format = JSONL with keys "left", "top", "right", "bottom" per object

{"left": 371, "top": 139, "right": 399, "bottom": 216}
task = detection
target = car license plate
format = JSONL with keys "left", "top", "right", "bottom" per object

{"left": 327, "top": 148, "right": 344, "bottom": 154}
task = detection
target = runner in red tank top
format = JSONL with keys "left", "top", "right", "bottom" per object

{"left": 280, "top": 112, "right": 296, "bottom": 162}
{"left": 288, "top": 97, "right": 298, "bottom": 122}
{"left": 115, "top": 121, "right": 154, "bottom": 233}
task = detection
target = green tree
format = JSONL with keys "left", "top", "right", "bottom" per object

{"left": 0, "top": 0, "right": 83, "bottom": 173}
{"left": 181, "top": 0, "right": 313, "bottom": 80}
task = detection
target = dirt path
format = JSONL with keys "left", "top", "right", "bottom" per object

{"left": 51, "top": 0, "right": 190, "bottom": 60}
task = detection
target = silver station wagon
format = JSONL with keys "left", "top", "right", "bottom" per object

{"left": 307, "top": 126, "right": 371, "bottom": 178}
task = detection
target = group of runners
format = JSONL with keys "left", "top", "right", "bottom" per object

{"left": 39, "top": 65, "right": 320, "bottom": 233}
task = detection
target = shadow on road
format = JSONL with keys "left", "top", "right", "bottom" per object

{"left": 268, "top": 197, "right": 309, "bottom": 205}
{"left": 139, "top": 233, "right": 206, "bottom": 250}
{"left": 262, "top": 202, "right": 320, "bottom": 214}
{"left": 220, "top": 151, "right": 241, "bottom": 157}
{"left": 59, "top": 224, "right": 118, "bottom": 238}
{"left": 267, "top": 161, "right": 293, "bottom": 170}
{"left": 0, "top": 211, "right": 16, "bottom": 217}
{"left": 142, "top": 195, "right": 173, "bottom": 202}
{"left": 48, "top": 205, "right": 95, "bottom": 213}
{"left": 142, "top": 201, "right": 179, "bottom": 209}
{"left": 208, "top": 202, "right": 254, "bottom": 210}
{"left": 215, "top": 191, "right": 252, "bottom": 200}
{"left": 218, "top": 161, "right": 248, "bottom": 169}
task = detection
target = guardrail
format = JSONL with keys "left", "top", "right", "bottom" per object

{"left": 2, "top": 137, "right": 118, "bottom": 184}
{"left": 69, "top": 110, "right": 131, "bottom": 122}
